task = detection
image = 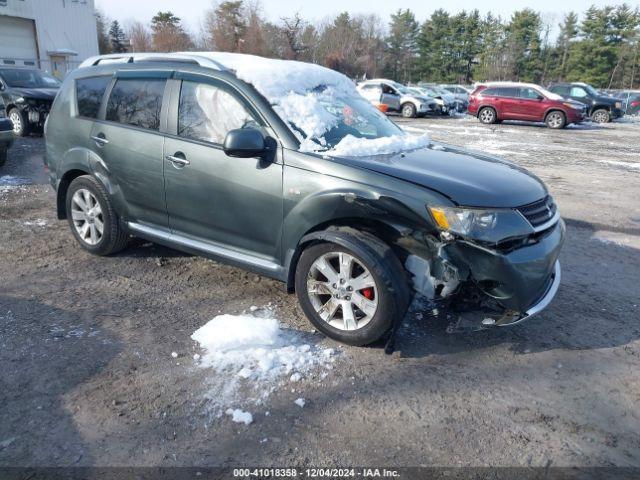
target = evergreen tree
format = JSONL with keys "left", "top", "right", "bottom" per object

{"left": 95, "top": 9, "right": 112, "bottom": 54}
{"left": 505, "top": 9, "right": 542, "bottom": 82}
{"left": 151, "top": 11, "right": 193, "bottom": 52}
{"left": 386, "top": 9, "right": 419, "bottom": 83}
{"left": 108, "top": 20, "right": 127, "bottom": 53}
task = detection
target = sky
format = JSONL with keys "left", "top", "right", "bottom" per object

{"left": 96, "top": 0, "right": 640, "bottom": 33}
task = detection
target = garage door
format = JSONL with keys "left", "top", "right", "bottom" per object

{"left": 0, "top": 15, "right": 38, "bottom": 64}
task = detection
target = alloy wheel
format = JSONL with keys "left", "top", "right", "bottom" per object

{"left": 547, "top": 112, "right": 563, "bottom": 128}
{"left": 71, "top": 188, "right": 104, "bottom": 246}
{"left": 402, "top": 105, "right": 414, "bottom": 118}
{"left": 306, "top": 252, "right": 378, "bottom": 331}
{"left": 9, "top": 110, "right": 22, "bottom": 135}
{"left": 479, "top": 108, "right": 495, "bottom": 123}
{"left": 592, "top": 110, "right": 609, "bottom": 123}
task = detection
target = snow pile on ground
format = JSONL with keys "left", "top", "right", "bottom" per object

{"left": 329, "top": 133, "right": 431, "bottom": 157}
{"left": 192, "top": 314, "right": 335, "bottom": 381}
{"left": 226, "top": 408, "right": 253, "bottom": 425}
{"left": 191, "top": 312, "right": 337, "bottom": 418}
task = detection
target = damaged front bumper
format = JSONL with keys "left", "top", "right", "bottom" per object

{"left": 405, "top": 218, "right": 565, "bottom": 328}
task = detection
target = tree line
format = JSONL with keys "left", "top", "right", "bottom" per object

{"left": 96, "top": 1, "right": 640, "bottom": 89}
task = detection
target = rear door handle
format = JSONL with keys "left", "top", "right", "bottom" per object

{"left": 165, "top": 155, "right": 190, "bottom": 167}
{"left": 91, "top": 135, "right": 109, "bottom": 146}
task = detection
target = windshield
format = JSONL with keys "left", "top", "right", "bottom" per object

{"left": 0, "top": 69, "right": 61, "bottom": 88}
{"left": 287, "top": 85, "right": 404, "bottom": 151}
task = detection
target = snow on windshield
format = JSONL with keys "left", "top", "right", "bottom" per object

{"left": 191, "top": 52, "right": 428, "bottom": 156}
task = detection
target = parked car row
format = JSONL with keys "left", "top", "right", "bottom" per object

{"left": 356, "top": 79, "right": 471, "bottom": 117}
{"left": 356, "top": 75, "right": 634, "bottom": 129}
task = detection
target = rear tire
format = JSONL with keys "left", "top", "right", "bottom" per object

{"left": 8, "top": 108, "right": 29, "bottom": 137}
{"left": 65, "top": 175, "right": 129, "bottom": 256}
{"left": 478, "top": 106, "right": 497, "bottom": 124}
{"left": 401, "top": 103, "right": 417, "bottom": 118}
{"left": 545, "top": 111, "right": 566, "bottom": 129}
{"left": 295, "top": 230, "right": 411, "bottom": 346}
{"left": 591, "top": 108, "right": 610, "bottom": 123}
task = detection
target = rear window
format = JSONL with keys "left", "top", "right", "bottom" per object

{"left": 106, "top": 78, "right": 166, "bottom": 131}
{"left": 76, "top": 76, "right": 111, "bottom": 119}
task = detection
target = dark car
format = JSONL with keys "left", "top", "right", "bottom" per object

{"left": 0, "top": 97, "right": 14, "bottom": 166}
{"left": 548, "top": 82, "right": 624, "bottom": 123}
{"left": 468, "top": 82, "right": 586, "bottom": 128}
{"left": 615, "top": 90, "right": 640, "bottom": 116}
{"left": 45, "top": 53, "right": 564, "bottom": 346}
{"left": 0, "top": 67, "right": 61, "bottom": 136}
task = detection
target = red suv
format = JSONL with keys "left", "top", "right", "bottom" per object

{"left": 468, "top": 82, "right": 586, "bottom": 129}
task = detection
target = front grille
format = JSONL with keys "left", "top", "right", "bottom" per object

{"left": 517, "top": 196, "right": 557, "bottom": 229}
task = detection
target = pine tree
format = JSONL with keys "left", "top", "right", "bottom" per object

{"left": 387, "top": 9, "right": 419, "bottom": 83}
{"left": 108, "top": 20, "right": 127, "bottom": 53}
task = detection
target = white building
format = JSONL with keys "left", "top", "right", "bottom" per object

{"left": 0, "top": 0, "right": 99, "bottom": 77}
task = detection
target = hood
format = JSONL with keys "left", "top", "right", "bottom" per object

{"left": 330, "top": 144, "right": 547, "bottom": 208}
{"left": 10, "top": 87, "right": 59, "bottom": 101}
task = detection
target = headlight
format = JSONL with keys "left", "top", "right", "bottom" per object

{"left": 563, "top": 102, "right": 580, "bottom": 110}
{"left": 615, "top": 101, "right": 621, "bottom": 108}
{"left": 428, "top": 206, "right": 533, "bottom": 243}
{"left": 14, "top": 97, "right": 25, "bottom": 104}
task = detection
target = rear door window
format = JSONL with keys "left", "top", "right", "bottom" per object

{"left": 519, "top": 88, "right": 541, "bottom": 100}
{"left": 177, "top": 80, "right": 261, "bottom": 145}
{"left": 501, "top": 87, "right": 519, "bottom": 98}
{"left": 76, "top": 76, "right": 111, "bottom": 119}
{"left": 106, "top": 78, "right": 166, "bottom": 131}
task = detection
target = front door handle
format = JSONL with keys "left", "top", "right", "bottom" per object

{"left": 91, "top": 135, "right": 109, "bottom": 146}
{"left": 165, "top": 155, "right": 190, "bottom": 167}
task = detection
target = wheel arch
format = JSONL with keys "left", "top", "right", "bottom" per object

{"left": 284, "top": 219, "right": 415, "bottom": 293}
{"left": 544, "top": 108, "right": 567, "bottom": 121}
{"left": 56, "top": 168, "right": 91, "bottom": 219}
{"left": 477, "top": 104, "right": 498, "bottom": 119}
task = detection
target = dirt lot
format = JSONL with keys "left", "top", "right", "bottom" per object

{"left": 1, "top": 116, "right": 639, "bottom": 469}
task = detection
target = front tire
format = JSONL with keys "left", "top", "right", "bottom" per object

{"left": 65, "top": 175, "right": 128, "bottom": 256}
{"left": 295, "top": 231, "right": 411, "bottom": 346}
{"left": 8, "top": 108, "right": 30, "bottom": 137}
{"left": 401, "top": 103, "right": 417, "bottom": 118}
{"left": 591, "top": 108, "right": 610, "bottom": 123}
{"left": 478, "top": 106, "right": 497, "bottom": 124}
{"left": 545, "top": 111, "right": 566, "bottom": 129}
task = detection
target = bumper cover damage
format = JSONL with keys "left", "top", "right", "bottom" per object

{"left": 404, "top": 219, "right": 565, "bottom": 328}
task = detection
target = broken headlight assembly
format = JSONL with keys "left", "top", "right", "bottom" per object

{"left": 428, "top": 206, "right": 533, "bottom": 244}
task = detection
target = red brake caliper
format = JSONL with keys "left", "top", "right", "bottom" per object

{"left": 361, "top": 287, "right": 374, "bottom": 300}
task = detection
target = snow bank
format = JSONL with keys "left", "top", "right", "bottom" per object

{"left": 192, "top": 314, "right": 334, "bottom": 381}
{"left": 191, "top": 313, "right": 337, "bottom": 416}
{"left": 328, "top": 133, "right": 431, "bottom": 157}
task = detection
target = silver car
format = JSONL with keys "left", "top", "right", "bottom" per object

{"left": 357, "top": 79, "right": 436, "bottom": 118}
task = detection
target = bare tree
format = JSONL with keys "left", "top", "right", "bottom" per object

{"left": 126, "top": 21, "right": 152, "bottom": 52}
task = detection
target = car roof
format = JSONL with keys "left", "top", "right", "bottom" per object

{"left": 479, "top": 81, "right": 543, "bottom": 90}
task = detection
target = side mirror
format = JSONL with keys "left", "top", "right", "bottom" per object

{"left": 223, "top": 128, "right": 267, "bottom": 158}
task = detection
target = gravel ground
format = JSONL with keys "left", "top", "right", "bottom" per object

{"left": 1, "top": 117, "right": 639, "bottom": 468}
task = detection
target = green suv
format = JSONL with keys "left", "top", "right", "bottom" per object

{"left": 45, "top": 53, "right": 564, "bottom": 346}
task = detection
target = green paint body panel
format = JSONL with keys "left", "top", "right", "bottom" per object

{"left": 45, "top": 60, "right": 564, "bottom": 314}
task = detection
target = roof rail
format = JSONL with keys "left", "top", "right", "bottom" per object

{"left": 78, "top": 53, "right": 227, "bottom": 71}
